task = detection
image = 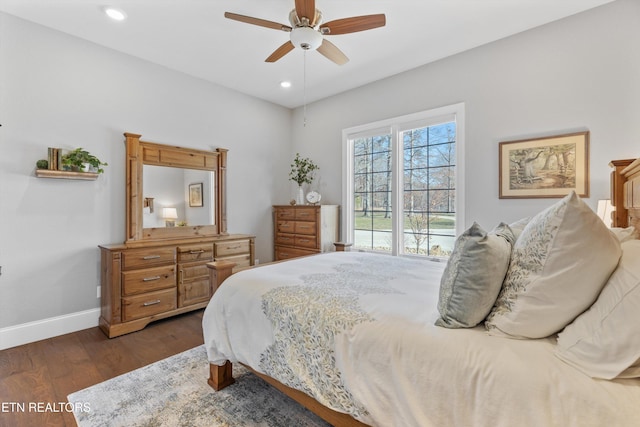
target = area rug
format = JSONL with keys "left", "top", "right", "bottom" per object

{"left": 67, "top": 345, "right": 330, "bottom": 427}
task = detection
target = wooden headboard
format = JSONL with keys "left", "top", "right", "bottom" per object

{"left": 610, "top": 158, "right": 640, "bottom": 229}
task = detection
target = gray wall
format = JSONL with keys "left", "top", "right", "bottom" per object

{"left": 290, "top": 0, "right": 640, "bottom": 233}
{"left": 0, "top": 13, "right": 292, "bottom": 331}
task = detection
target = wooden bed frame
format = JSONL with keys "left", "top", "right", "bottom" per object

{"left": 204, "top": 159, "right": 640, "bottom": 426}
{"left": 609, "top": 158, "right": 640, "bottom": 228}
{"left": 205, "top": 244, "right": 368, "bottom": 427}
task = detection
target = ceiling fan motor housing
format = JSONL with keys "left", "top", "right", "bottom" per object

{"left": 290, "top": 26, "right": 323, "bottom": 50}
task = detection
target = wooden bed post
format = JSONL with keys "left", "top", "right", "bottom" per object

{"left": 207, "top": 260, "right": 236, "bottom": 295}
{"left": 208, "top": 361, "right": 235, "bottom": 391}
{"left": 206, "top": 260, "right": 237, "bottom": 391}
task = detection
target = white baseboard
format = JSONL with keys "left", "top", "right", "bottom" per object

{"left": 0, "top": 308, "right": 100, "bottom": 350}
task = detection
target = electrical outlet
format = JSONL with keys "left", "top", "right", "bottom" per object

{"left": 97, "top": 286, "right": 101, "bottom": 299}
{"left": 255, "top": 259, "right": 259, "bottom": 265}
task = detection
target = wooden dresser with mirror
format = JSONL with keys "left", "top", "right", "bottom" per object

{"left": 99, "top": 133, "right": 255, "bottom": 338}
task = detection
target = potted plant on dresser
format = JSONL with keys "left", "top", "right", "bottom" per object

{"left": 289, "top": 153, "right": 319, "bottom": 205}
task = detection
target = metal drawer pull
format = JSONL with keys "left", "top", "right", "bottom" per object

{"left": 142, "top": 255, "right": 161, "bottom": 260}
{"left": 189, "top": 250, "right": 205, "bottom": 254}
{"left": 299, "top": 212, "right": 309, "bottom": 216}
{"left": 143, "top": 276, "right": 161, "bottom": 282}
{"left": 143, "top": 300, "right": 161, "bottom": 307}
{"left": 226, "top": 245, "right": 241, "bottom": 250}
{"left": 299, "top": 239, "right": 310, "bottom": 243}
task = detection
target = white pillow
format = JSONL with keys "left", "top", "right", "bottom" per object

{"left": 485, "top": 191, "right": 622, "bottom": 339}
{"left": 610, "top": 226, "right": 639, "bottom": 243}
{"left": 435, "top": 222, "right": 515, "bottom": 329}
{"left": 555, "top": 239, "right": 640, "bottom": 379}
{"left": 509, "top": 217, "right": 530, "bottom": 241}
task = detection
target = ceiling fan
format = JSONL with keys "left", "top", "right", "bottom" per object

{"left": 224, "top": 0, "right": 386, "bottom": 65}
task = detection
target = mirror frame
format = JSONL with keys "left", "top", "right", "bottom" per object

{"left": 124, "top": 132, "right": 227, "bottom": 243}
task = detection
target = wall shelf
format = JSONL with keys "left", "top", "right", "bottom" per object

{"left": 35, "top": 169, "right": 98, "bottom": 181}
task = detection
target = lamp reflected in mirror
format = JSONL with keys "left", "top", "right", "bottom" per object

{"left": 162, "top": 207, "right": 178, "bottom": 227}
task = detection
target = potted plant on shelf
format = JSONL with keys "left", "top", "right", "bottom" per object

{"left": 289, "top": 153, "right": 319, "bottom": 205}
{"left": 61, "top": 148, "right": 108, "bottom": 173}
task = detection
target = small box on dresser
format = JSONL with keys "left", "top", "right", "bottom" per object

{"left": 273, "top": 205, "right": 339, "bottom": 261}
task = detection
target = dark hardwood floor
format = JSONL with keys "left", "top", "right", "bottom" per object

{"left": 0, "top": 310, "right": 205, "bottom": 427}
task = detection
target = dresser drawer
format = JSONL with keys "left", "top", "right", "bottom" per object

{"left": 214, "top": 239, "right": 251, "bottom": 257}
{"left": 177, "top": 244, "right": 213, "bottom": 262}
{"left": 295, "top": 235, "right": 317, "bottom": 249}
{"left": 121, "top": 247, "right": 175, "bottom": 270}
{"left": 122, "top": 265, "right": 176, "bottom": 296}
{"left": 295, "top": 221, "right": 316, "bottom": 235}
{"left": 295, "top": 207, "right": 317, "bottom": 221}
{"left": 275, "top": 246, "right": 317, "bottom": 261}
{"left": 121, "top": 288, "right": 177, "bottom": 322}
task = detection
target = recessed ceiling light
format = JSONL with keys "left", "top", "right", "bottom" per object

{"left": 280, "top": 81, "right": 292, "bottom": 88}
{"left": 104, "top": 7, "right": 127, "bottom": 21}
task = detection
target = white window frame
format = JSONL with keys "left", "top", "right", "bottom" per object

{"left": 341, "top": 103, "right": 465, "bottom": 256}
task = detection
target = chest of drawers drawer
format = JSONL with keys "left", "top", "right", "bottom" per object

{"left": 275, "top": 246, "right": 316, "bottom": 260}
{"left": 121, "top": 265, "right": 176, "bottom": 296}
{"left": 277, "top": 221, "right": 317, "bottom": 235}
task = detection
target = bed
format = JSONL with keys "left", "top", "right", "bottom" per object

{"left": 202, "top": 158, "right": 640, "bottom": 427}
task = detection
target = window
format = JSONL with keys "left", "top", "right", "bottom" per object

{"left": 342, "top": 103, "right": 465, "bottom": 257}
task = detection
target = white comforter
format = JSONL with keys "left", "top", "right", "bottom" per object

{"left": 203, "top": 252, "right": 640, "bottom": 427}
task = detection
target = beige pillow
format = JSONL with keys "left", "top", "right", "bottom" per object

{"left": 555, "top": 240, "right": 640, "bottom": 379}
{"left": 485, "top": 191, "right": 622, "bottom": 339}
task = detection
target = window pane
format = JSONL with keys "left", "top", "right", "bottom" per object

{"left": 402, "top": 121, "right": 456, "bottom": 257}
{"left": 353, "top": 134, "right": 392, "bottom": 253}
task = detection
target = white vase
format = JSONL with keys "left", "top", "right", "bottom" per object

{"left": 296, "top": 186, "right": 305, "bottom": 205}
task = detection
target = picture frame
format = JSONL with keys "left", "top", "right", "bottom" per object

{"left": 499, "top": 131, "right": 589, "bottom": 199}
{"left": 189, "top": 183, "right": 204, "bottom": 207}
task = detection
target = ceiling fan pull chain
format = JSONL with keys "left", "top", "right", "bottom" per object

{"left": 303, "top": 50, "right": 308, "bottom": 127}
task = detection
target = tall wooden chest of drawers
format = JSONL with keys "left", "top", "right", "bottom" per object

{"left": 273, "top": 205, "right": 339, "bottom": 261}
{"left": 99, "top": 234, "right": 254, "bottom": 338}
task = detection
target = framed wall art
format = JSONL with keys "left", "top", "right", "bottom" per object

{"left": 189, "top": 182, "right": 204, "bottom": 207}
{"left": 499, "top": 131, "right": 589, "bottom": 199}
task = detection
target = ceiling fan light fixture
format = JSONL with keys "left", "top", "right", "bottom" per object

{"left": 290, "top": 27, "right": 322, "bottom": 51}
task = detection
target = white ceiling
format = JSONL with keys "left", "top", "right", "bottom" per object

{"left": 0, "top": 0, "right": 615, "bottom": 109}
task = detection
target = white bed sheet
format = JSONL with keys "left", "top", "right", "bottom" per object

{"left": 203, "top": 251, "right": 640, "bottom": 427}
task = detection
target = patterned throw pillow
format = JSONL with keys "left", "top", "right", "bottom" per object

{"left": 435, "top": 222, "right": 515, "bottom": 328}
{"left": 555, "top": 240, "right": 640, "bottom": 379}
{"left": 485, "top": 191, "right": 622, "bottom": 339}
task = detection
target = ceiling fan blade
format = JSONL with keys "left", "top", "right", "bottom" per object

{"left": 224, "top": 12, "right": 292, "bottom": 32}
{"left": 320, "top": 14, "right": 386, "bottom": 35}
{"left": 265, "top": 41, "right": 295, "bottom": 63}
{"left": 294, "top": 0, "right": 315, "bottom": 21}
{"left": 317, "top": 39, "right": 349, "bottom": 65}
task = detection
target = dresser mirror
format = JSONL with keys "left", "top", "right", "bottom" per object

{"left": 142, "top": 165, "right": 215, "bottom": 229}
{"left": 124, "top": 132, "right": 228, "bottom": 242}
